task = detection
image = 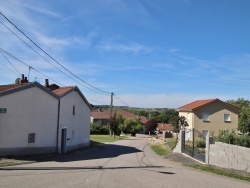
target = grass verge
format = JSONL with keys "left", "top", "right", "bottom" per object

{"left": 149, "top": 137, "right": 176, "bottom": 156}
{"left": 151, "top": 145, "right": 169, "bottom": 156}
{"left": 90, "top": 134, "right": 128, "bottom": 143}
{"left": 185, "top": 164, "right": 250, "bottom": 182}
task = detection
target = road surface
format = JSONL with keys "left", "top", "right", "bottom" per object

{"left": 0, "top": 134, "right": 249, "bottom": 188}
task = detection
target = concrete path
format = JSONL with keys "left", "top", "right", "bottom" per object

{"left": 0, "top": 134, "right": 249, "bottom": 188}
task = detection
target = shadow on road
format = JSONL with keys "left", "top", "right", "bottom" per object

{"left": 57, "top": 143, "right": 143, "bottom": 162}
{"left": 1, "top": 143, "right": 143, "bottom": 164}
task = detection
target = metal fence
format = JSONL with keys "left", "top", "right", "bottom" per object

{"left": 182, "top": 128, "right": 206, "bottom": 163}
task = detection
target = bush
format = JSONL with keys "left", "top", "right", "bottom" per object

{"left": 218, "top": 129, "right": 250, "bottom": 148}
{"left": 90, "top": 123, "right": 109, "bottom": 135}
{"left": 237, "top": 135, "right": 250, "bottom": 148}
{"left": 196, "top": 140, "right": 206, "bottom": 148}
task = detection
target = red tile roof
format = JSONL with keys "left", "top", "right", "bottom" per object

{"left": 178, "top": 98, "right": 240, "bottom": 113}
{"left": 157, "top": 123, "right": 174, "bottom": 131}
{"left": 139, "top": 116, "right": 149, "bottom": 124}
{"left": 177, "top": 99, "right": 218, "bottom": 111}
{"left": 0, "top": 83, "right": 31, "bottom": 92}
{"left": 91, "top": 109, "right": 148, "bottom": 124}
{"left": 52, "top": 86, "right": 75, "bottom": 96}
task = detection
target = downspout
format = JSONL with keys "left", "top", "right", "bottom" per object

{"left": 56, "top": 99, "right": 60, "bottom": 153}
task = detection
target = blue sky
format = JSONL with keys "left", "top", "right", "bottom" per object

{"left": 1, "top": 0, "right": 250, "bottom": 108}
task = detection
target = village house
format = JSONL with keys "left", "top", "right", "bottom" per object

{"left": 91, "top": 109, "right": 148, "bottom": 133}
{"left": 0, "top": 76, "right": 91, "bottom": 156}
{"left": 177, "top": 98, "right": 240, "bottom": 140}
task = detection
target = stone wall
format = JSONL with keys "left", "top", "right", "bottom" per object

{"left": 208, "top": 142, "right": 250, "bottom": 172}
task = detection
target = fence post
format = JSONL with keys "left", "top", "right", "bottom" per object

{"left": 181, "top": 130, "right": 185, "bottom": 153}
{"left": 205, "top": 136, "right": 213, "bottom": 164}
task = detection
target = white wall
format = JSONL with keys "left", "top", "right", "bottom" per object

{"left": 58, "top": 90, "right": 90, "bottom": 153}
{"left": 0, "top": 87, "right": 58, "bottom": 150}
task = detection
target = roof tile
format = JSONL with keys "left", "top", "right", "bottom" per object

{"left": 177, "top": 99, "right": 218, "bottom": 111}
{"left": 52, "top": 86, "right": 75, "bottom": 96}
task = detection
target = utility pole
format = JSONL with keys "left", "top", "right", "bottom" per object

{"left": 109, "top": 92, "right": 114, "bottom": 137}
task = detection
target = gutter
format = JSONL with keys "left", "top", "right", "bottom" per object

{"left": 56, "top": 99, "right": 61, "bottom": 153}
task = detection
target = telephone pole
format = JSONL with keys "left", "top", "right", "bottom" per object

{"left": 109, "top": 92, "right": 114, "bottom": 136}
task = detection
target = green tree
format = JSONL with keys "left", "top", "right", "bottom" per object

{"left": 226, "top": 98, "right": 250, "bottom": 135}
{"left": 170, "top": 116, "right": 189, "bottom": 144}
{"left": 123, "top": 119, "right": 142, "bottom": 136}
{"left": 226, "top": 98, "right": 250, "bottom": 110}
{"left": 156, "top": 109, "right": 178, "bottom": 123}
{"left": 238, "top": 107, "right": 250, "bottom": 135}
{"left": 116, "top": 113, "right": 125, "bottom": 125}
{"left": 109, "top": 112, "right": 118, "bottom": 137}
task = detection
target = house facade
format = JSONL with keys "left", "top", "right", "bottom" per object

{"left": 177, "top": 99, "right": 240, "bottom": 140}
{"left": 0, "top": 82, "right": 59, "bottom": 155}
{"left": 54, "top": 86, "right": 91, "bottom": 153}
{"left": 0, "top": 79, "right": 91, "bottom": 156}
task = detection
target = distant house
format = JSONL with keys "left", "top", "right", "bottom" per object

{"left": 91, "top": 109, "right": 148, "bottom": 132}
{"left": 156, "top": 123, "right": 175, "bottom": 133}
{"left": 177, "top": 98, "right": 240, "bottom": 140}
{"left": 0, "top": 77, "right": 91, "bottom": 156}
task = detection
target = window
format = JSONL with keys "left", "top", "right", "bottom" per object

{"left": 224, "top": 114, "right": 231, "bottom": 122}
{"left": 202, "top": 130, "right": 209, "bottom": 138}
{"left": 202, "top": 113, "right": 210, "bottom": 121}
{"left": 73, "top": 105, "right": 75, "bottom": 115}
{"left": 28, "top": 133, "right": 35, "bottom": 143}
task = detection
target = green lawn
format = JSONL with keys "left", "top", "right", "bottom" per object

{"left": 151, "top": 145, "right": 169, "bottom": 156}
{"left": 90, "top": 134, "right": 128, "bottom": 143}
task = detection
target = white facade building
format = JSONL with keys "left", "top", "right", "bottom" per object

{"left": 0, "top": 80, "right": 91, "bottom": 156}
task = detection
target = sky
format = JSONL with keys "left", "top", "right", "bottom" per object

{"left": 0, "top": 0, "right": 250, "bottom": 108}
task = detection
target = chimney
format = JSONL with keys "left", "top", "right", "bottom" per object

{"left": 24, "top": 77, "right": 28, "bottom": 83}
{"left": 45, "top": 79, "right": 50, "bottom": 88}
{"left": 20, "top": 74, "right": 25, "bottom": 83}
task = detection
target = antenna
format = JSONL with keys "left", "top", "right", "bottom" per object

{"left": 28, "top": 65, "right": 33, "bottom": 81}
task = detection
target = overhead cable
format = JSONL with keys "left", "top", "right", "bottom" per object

{"left": 0, "top": 12, "right": 111, "bottom": 95}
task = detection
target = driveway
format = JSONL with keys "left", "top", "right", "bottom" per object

{"left": 0, "top": 134, "right": 249, "bottom": 188}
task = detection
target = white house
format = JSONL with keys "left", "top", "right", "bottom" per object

{"left": 0, "top": 78, "right": 91, "bottom": 156}
{"left": 53, "top": 86, "right": 91, "bottom": 153}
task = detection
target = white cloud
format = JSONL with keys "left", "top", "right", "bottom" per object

{"left": 98, "top": 39, "right": 153, "bottom": 54}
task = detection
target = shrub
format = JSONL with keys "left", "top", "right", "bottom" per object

{"left": 90, "top": 123, "right": 109, "bottom": 135}
{"left": 218, "top": 129, "right": 250, "bottom": 148}
{"left": 196, "top": 140, "right": 206, "bottom": 148}
{"left": 237, "top": 135, "right": 250, "bottom": 148}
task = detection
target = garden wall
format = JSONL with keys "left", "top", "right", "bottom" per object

{"left": 208, "top": 142, "right": 250, "bottom": 173}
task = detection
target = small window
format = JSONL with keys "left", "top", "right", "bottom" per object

{"left": 28, "top": 133, "right": 35, "bottom": 143}
{"left": 224, "top": 114, "right": 230, "bottom": 122}
{"left": 202, "top": 130, "right": 209, "bottom": 138}
{"left": 73, "top": 105, "right": 75, "bottom": 115}
{"left": 202, "top": 113, "right": 210, "bottom": 121}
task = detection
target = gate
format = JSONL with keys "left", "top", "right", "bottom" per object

{"left": 182, "top": 128, "right": 206, "bottom": 163}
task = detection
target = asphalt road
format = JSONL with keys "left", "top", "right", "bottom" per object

{"left": 0, "top": 134, "right": 249, "bottom": 188}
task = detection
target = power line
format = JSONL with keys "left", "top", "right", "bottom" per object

{"left": 0, "top": 62, "right": 20, "bottom": 76}
{"left": 113, "top": 93, "right": 130, "bottom": 107}
{"left": 0, "top": 19, "right": 109, "bottom": 96}
{"left": 0, "top": 48, "right": 63, "bottom": 86}
{"left": 0, "top": 12, "right": 111, "bottom": 95}
{"left": 0, "top": 51, "right": 21, "bottom": 75}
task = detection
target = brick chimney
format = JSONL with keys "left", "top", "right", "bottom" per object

{"left": 45, "top": 79, "right": 50, "bottom": 88}
{"left": 20, "top": 74, "right": 25, "bottom": 84}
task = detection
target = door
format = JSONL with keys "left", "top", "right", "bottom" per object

{"left": 61, "top": 128, "right": 67, "bottom": 153}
